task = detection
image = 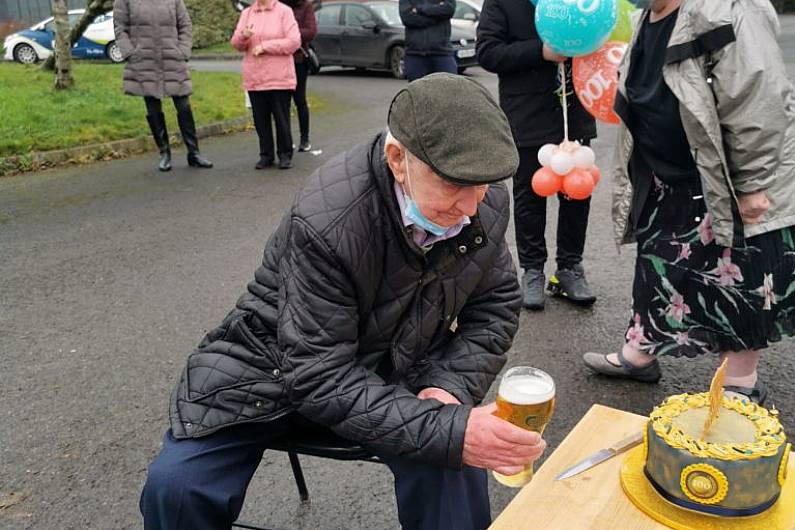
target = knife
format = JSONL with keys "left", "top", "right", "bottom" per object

{"left": 555, "top": 431, "right": 644, "bottom": 481}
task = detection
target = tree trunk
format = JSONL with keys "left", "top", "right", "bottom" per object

{"left": 51, "top": 0, "right": 74, "bottom": 89}
{"left": 42, "top": 0, "right": 114, "bottom": 71}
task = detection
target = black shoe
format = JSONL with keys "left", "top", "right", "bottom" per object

{"left": 521, "top": 269, "right": 545, "bottom": 311}
{"left": 298, "top": 140, "right": 312, "bottom": 152}
{"left": 725, "top": 379, "right": 768, "bottom": 405}
{"left": 146, "top": 112, "right": 172, "bottom": 172}
{"left": 278, "top": 156, "right": 292, "bottom": 170}
{"left": 255, "top": 157, "right": 274, "bottom": 170}
{"left": 582, "top": 351, "right": 662, "bottom": 383}
{"left": 176, "top": 108, "right": 213, "bottom": 168}
{"left": 548, "top": 264, "right": 597, "bottom": 306}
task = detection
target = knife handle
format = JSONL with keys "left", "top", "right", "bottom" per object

{"left": 609, "top": 431, "right": 644, "bottom": 453}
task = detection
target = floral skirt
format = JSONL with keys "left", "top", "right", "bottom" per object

{"left": 627, "top": 179, "right": 795, "bottom": 357}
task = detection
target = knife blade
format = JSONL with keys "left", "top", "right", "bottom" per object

{"left": 555, "top": 431, "right": 644, "bottom": 481}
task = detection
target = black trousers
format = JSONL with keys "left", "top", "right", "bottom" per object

{"left": 513, "top": 144, "right": 591, "bottom": 272}
{"left": 249, "top": 90, "right": 293, "bottom": 161}
{"left": 293, "top": 60, "right": 309, "bottom": 142}
{"left": 144, "top": 95, "right": 191, "bottom": 115}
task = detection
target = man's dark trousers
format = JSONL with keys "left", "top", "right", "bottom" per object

{"left": 140, "top": 419, "right": 491, "bottom": 530}
{"left": 405, "top": 54, "right": 457, "bottom": 81}
{"left": 513, "top": 144, "right": 591, "bottom": 272}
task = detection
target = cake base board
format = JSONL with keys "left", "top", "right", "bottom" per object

{"left": 620, "top": 446, "right": 795, "bottom": 530}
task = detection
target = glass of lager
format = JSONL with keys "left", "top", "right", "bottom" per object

{"left": 492, "top": 366, "right": 555, "bottom": 488}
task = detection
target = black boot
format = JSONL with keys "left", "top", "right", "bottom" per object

{"left": 176, "top": 108, "right": 213, "bottom": 168}
{"left": 146, "top": 112, "right": 172, "bottom": 172}
{"left": 548, "top": 263, "right": 597, "bottom": 306}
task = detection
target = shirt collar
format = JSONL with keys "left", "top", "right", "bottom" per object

{"left": 393, "top": 181, "right": 470, "bottom": 249}
{"left": 253, "top": 0, "right": 277, "bottom": 11}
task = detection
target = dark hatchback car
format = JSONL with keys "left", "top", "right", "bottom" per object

{"left": 313, "top": 1, "right": 477, "bottom": 78}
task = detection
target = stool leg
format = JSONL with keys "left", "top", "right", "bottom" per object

{"left": 288, "top": 451, "right": 310, "bottom": 503}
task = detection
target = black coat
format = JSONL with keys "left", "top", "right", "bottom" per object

{"left": 476, "top": 0, "right": 596, "bottom": 147}
{"left": 169, "top": 133, "right": 522, "bottom": 469}
{"left": 399, "top": 0, "right": 455, "bottom": 56}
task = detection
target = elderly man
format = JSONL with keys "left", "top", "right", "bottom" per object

{"left": 140, "top": 73, "right": 545, "bottom": 530}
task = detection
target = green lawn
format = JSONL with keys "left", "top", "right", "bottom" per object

{"left": 0, "top": 62, "right": 248, "bottom": 157}
{"left": 193, "top": 41, "right": 238, "bottom": 56}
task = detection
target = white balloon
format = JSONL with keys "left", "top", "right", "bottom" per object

{"left": 550, "top": 152, "right": 575, "bottom": 176}
{"left": 538, "top": 144, "right": 557, "bottom": 167}
{"left": 574, "top": 146, "right": 596, "bottom": 169}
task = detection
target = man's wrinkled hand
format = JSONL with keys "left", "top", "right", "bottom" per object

{"left": 417, "top": 387, "right": 461, "bottom": 405}
{"left": 738, "top": 191, "right": 770, "bottom": 224}
{"left": 462, "top": 403, "right": 546, "bottom": 475}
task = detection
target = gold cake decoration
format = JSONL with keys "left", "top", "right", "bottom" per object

{"left": 779, "top": 443, "right": 791, "bottom": 487}
{"left": 642, "top": 421, "right": 649, "bottom": 460}
{"left": 679, "top": 463, "right": 729, "bottom": 505}
{"left": 650, "top": 393, "right": 786, "bottom": 461}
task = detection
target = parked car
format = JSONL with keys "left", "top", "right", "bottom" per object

{"left": 2, "top": 9, "right": 122, "bottom": 65}
{"left": 313, "top": 0, "right": 477, "bottom": 78}
{"left": 451, "top": 0, "right": 481, "bottom": 30}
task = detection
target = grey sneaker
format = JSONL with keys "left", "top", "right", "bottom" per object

{"left": 725, "top": 379, "right": 768, "bottom": 405}
{"left": 582, "top": 351, "right": 662, "bottom": 383}
{"left": 548, "top": 264, "right": 597, "bottom": 306}
{"left": 522, "top": 269, "right": 546, "bottom": 311}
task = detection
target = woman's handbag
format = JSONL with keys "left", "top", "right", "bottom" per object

{"left": 305, "top": 47, "right": 321, "bottom": 75}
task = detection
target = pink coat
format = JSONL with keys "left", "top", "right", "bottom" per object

{"left": 231, "top": 0, "right": 301, "bottom": 91}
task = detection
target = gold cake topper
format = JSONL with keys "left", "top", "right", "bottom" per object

{"left": 702, "top": 358, "right": 728, "bottom": 438}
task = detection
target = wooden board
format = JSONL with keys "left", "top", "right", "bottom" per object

{"left": 489, "top": 404, "right": 674, "bottom": 530}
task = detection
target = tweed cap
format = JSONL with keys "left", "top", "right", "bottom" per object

{"left": 387, "top": 73, "right": 519, "bottom": 185}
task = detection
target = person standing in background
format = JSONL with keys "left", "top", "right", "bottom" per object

{"left": 282, "top": 0, "right": 317, "bottom": 152}
{"left": 114, "top": 0, "right": 213, "bottom": 172}
{"left": 399, "top": 0, "right": 456, "bottom": 81}
{"left": 477, "top": 0, "right": 598, "bottom": 311}
{"left": 232, "top": 0, "right": 301, "bottom": 170}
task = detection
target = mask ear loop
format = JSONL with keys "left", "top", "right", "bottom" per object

{"left": 402, "top": 151, "right": 415, "bottom": 200}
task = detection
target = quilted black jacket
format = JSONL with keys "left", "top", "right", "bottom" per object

{"left": 169, "top": 133, "right": 522, "bottom": 469}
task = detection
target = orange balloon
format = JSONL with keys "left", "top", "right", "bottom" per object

{"left": 562, "top": 169, "right": 595, "bottom": 200}
{"left": 588, "top": 165, "right": 601, "bottom": 186}
{"left": 531, "top": 167, "right": 562, "bottom": 197}
{"left": 573, "top": 41, "right": 627, "bottom": 125}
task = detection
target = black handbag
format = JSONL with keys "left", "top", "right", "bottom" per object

{"left": 305, "top": 47, "right": 321, "bottom": 75}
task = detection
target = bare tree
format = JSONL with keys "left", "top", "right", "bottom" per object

{"left": 43, "top": 0, "right": 114, "bottom": 72}
{"left": 51, "top": 0, "right": 74, "bottom": 89}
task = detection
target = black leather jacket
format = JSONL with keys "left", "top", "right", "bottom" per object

{"left": 169, "top": 133, "right": 522, "bottom": 469}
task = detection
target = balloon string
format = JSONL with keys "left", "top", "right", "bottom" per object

{"left": 560, "top": 62, "right": 569, "bottom": 143}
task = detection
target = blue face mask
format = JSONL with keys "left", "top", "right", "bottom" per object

{"left": 629, "top": 0, "right": 654, "bottom": 8}
{"left": 403, "top": 158, "right": 448, "bottom": 237}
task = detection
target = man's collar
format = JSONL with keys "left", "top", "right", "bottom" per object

{"left": 392, "top": 181, "right": 470, "bottom": 249}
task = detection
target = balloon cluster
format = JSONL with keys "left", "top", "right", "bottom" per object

{"left": 532, "top": 141, "right": 601, "bottom": 200}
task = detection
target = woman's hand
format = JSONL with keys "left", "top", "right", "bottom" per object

{"left": 252, "top": 44, "right": 265, "bottom": 56}
{"left": 738, "top": 191, "right": 770, "bottom": 224}
{"left": 243, "top": 24, "right": 254, "bottom": 39}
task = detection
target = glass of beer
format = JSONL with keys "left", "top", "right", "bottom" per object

{"left": 492, "top": 366, "right": 555, "bottom": 488}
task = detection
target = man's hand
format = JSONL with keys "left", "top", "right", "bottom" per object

{"left": 542, "top": 44, "right": 567, "bottom": 63}
{"left": 462, "top": 403, "right": 547, "bottom": 475}
{"left": 417, "top": 387, "right": 461, "bottom": 405}
{"left": 738, "top": 191, "right": 770, "bottom": 224}
{"left": 243, "top": 23, "right": 254, "bottom": 39}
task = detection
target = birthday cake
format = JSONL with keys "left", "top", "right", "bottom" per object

{"left": 644, "top": 393, "right": 789, "bottom": 517}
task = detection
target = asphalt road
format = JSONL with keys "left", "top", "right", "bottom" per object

{"left": 2, "top": 17, "right": 795, "bottom": 530}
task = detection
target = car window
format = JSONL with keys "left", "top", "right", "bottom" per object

{"left": 316, "top": 4, "right": 342, "bottom": 26}
{"left": 344, "top": 5, "right": 374, "bottom": 26}
{"left": 43, "top": 20, "right": 54, "bottom": 32}
{"left": 453, "top": 2, "right": 477, "bottom": 19}
{"left": 368, "top": 2, "right": 401, "bottom": 26}
{"left": 68, "top": 13, "right": 82, "bottom": 27}
{"left": 92, "top": 13, "right": 111, "bottom": 24}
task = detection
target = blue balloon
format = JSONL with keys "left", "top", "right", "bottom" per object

{"left": 530, "top": 0, "right": 538, "bottom": 5}
{"left": 535, "top": 0, "right": 618, "bottom": 57}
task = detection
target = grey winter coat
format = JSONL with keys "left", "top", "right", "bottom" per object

{"left": 168, "top": 133, "right": 522, "bottom": 469}
{"left": 612, "top": 0, "right": 795, "bottom": 248}
{"left": 113, "top": 0, "right": 193, "bottom": 99}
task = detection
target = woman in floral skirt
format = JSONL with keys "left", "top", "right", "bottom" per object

{"left": 583, "top": 0, "right": 795, "bottom": 404}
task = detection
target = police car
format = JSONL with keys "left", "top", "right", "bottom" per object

{"left": 3, "top": 9, "right": 123, "bottom": 64}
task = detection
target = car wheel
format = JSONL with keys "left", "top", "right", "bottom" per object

{"left": 107, "top": 41, "right": 124, "bottom": 63}
{"left": 457, "top": 67, "right": 467, "bottom": 74}
{"left": 389, "top": 45, "right": 405, "bottom": 80}
{"left": 13, "top": 43, "right": 38, "bottom": 64}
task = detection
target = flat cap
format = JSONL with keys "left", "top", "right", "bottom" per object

{"left": 388, "top": 73, "right": 519, "bottom": 185}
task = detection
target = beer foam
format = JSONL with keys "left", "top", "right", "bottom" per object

{"left": 499, "top": 375, "right": 555, "bottom": 405}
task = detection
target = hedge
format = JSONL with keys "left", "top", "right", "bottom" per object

{"left": 185, "top": 0, "right": 240, "bottom": 49}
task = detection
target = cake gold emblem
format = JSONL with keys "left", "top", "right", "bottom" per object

{"left": 680, "top": 463, "right": 729, "bottom": 504}
{"left": 779, "top": 443, "right": 791, "bottom": 487}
